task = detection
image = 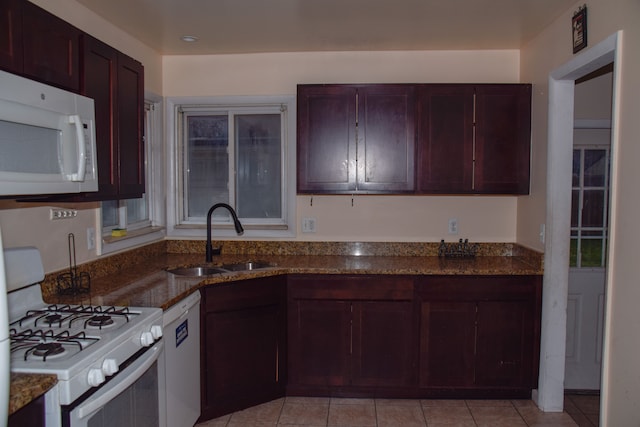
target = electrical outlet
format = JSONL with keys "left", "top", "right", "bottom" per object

{"left": 539, "top": 224, "right": 546, "bottom": 244}
{"left": 50, "top": 208, "right": 78, "bottom": 220}
{"left": 302, "top": 217, "right": 317, "bottom": 233}
{"left": 87, "top": 227, "right": 96, "bottom": 250}
{"left": 448, "top": 218, "right": 458, "bottom": 235}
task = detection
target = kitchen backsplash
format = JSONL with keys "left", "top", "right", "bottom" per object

{"left": 38, "top": 240, "right": 543, "bottom": 299}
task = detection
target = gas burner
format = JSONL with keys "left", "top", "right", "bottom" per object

{"left": 86, "top": 315, "right": 114, "bottom": 329}
{"left": 10, "top": 329, "right": 101, "bottom": 362}
{"left": 43, "top": 314, "right": 63, "bottom": 326}
{"left": 31, "top": 342, "right": 65, "bottom": 359}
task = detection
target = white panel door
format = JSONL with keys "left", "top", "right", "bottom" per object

{"left": 565, "top": 269, "right": 605, "bottom": 390}
{"left": 565, "top": 142, "right": 609, "bottom": 391}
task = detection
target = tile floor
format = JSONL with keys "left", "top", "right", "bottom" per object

{"left": 195, "top": 395, "right": 596, "bottom": 427}
{"left": 563, "top": 394, "right": 600, "bottom": 427}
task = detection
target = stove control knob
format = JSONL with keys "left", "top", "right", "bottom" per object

{"left": 140, "top": 331, "right": 154, "bottom": 347}
{"left": 150, "top": 325, "right": 163, "bottom": 340}
{"left": 102, "top": 358, "right": 119, "bottom": 376}
{"left": 88, "top": 368, "right": 106, "bottom": 387}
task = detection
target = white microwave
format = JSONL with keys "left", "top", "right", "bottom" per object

{"left": 0, "top": 70, "right": 98, "bottom": 196}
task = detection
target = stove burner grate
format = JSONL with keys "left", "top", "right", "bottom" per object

{"left": 10, "top": 329, "right": 100, "bottom": 361}
{"left": 86, "top": 315, "right": 115, "bottom": 329}
{"left": 12, "top": 304, "right": 139, "bottom": 330}
{"left": 32, "top": 342, "right": 65, "bottom": 358}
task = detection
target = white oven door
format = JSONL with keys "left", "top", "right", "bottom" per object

{"left": 64, "top": 341, "right": 165, "bottom": 427}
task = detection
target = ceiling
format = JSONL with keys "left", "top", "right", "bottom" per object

{"left": 74, "top": 0, "right": 578, "bottom": 55}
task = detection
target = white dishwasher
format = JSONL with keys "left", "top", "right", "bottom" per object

{"left": 163, "top": 291, "right": 201, "bottom": 427}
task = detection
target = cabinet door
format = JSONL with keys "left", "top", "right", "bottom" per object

{"left": 288, "top": 299, "right": 351, "bottom": 386}
{"left": 416, "top": 85, "right": 474, "bottom": 193}
{"left": 0, "top": 0, "right": 22, "bottom": 73}
{"left": 8, "top": 393, "right": 45, "bottom": 427}
{"left": 474, "top": 84, "right": 531, "bottom": 194}
{"left": 475, "top": 300, "right": 535, "bottom": 387}
{"left": 81, "top": 35, "right": 119, "bottom": 199}
{"left": 81, "top": 35, "right": 145, "bottom": 200}
{"left": 358, "top": 85, "right": 416, "bottom": 192}
{"left": 352, "top": 300, "right": 415, "bottom": 387}
{"left": 419, "top": 301, "right": 476, "bottom": 387}
{"left": 203, "top": 304, "right": 281, "bottom": 415}
{"left": 297, "top": 85, "right": 357, "bottom": 193}
{"left": 200, "top": 276, "right": 286, "bottom": 420}
{"left": 116, "top": 53, "right": 145, "bottom": 198}
{"left": 22, "top": 1, "right": 80, "bottom": 92}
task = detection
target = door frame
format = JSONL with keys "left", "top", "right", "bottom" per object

{"left": 535, "top": 32, "right": 620, "bottom": 413}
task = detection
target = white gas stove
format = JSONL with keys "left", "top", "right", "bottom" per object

{"left": 5, "top": 247, "right": 164, "bottom": 426}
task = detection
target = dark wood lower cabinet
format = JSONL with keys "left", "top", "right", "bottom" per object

{"left": 8, "top": 394, "right": 45, "bottom": 427}
{"left": 417, "top": 275, "right": 542, "bottom": 397}
{"left": 419, "top": 301, "right": 476, "bottom": 387}
{"left": 475, "top": 300, "right": 536, "bottom": 387}
{"left": 199, "top": 276, "right": 286, "bottom": 421}
{"left": 200, "top": 273, "right": 542, "bottom": 418}
{"left": 352, "top": 300, "right": 415, "bottom": 387}
{"left": 287, "top": 275, "right": 416, "bottom": 394}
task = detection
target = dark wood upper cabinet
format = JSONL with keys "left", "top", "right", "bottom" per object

{"left": 81, "top": 34, "right": 145, "bottom": 200}
{"left": 82, "top": 35, "right": 118, "bottom": 199}
{"left": 297, "top": 84, "right": 416, "bottom": 194}
{"left": 299, "top": 83, "right": 531, "bottom": 195}
{"left": 21, "top": 1, "right": 81, "bottom": 92}
{"left": 115, "top": 53, "right": 145, "bottom": 199}
{"left": 297, "top": 85, "right": 356, "bottom": 193}
{"left": 357, "top": 85, "right": 416, "bottom": 192}
{"left": 0, "top": 0, "right": 22, "bottom": 73}
{"left": 474, "top": 84, "right": 532, "bottom": 194}
{"left": 416, "top": 85, "right": 475, "bottom": 193}
{"left": 0, "top": 1, "right": 145, "bottom": 201}
{"left": 1, "top": 0, "right": 81, "bottom": 91}
{"left": 417, "top": 84, "right": 531, "bottom": 194}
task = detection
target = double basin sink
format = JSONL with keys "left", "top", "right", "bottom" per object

{"left": 167, "top": 261, "right": 273, "bottom": 277}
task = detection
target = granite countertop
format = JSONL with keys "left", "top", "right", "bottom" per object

{"left": 13, "top": 241, "right": 542, "bottom": 412}
{"left": 9, "top": 373, "right": 57, "bottom": 415}
{"left": 44, "top": 251, "right": 543, "bottom": 310}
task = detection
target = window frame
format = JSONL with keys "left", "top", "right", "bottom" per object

{"left": 569, "top": 144, "right": 610, "bottom": 270}
{"left": 99, "top": 95, "right": 165, "bottom": 255}
{"left": 166, "top": 95, "right": 297, "bottom": 239}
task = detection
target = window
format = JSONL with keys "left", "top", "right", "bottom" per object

{"left": 167, "top": 96, "right": 296, "bottom": 238}
{"left": 570, "top": 146, "right": 610, "bottom": 268}
{"left": 100, "top": 99, "right": 164, "bottom": 254}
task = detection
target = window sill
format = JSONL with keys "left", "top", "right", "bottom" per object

{"left": 168, "top": 223, "right": 294, "bottom": 239}
{"left": 100, "top": 226, "right": 165, "bottom": 255}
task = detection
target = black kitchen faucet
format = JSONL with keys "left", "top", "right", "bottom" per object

{"left": 205, "top": 203, "right": 244, "bottom": 262}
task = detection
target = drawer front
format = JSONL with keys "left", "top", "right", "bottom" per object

{"left": 288, "top": 274, "right": 414, "bottom": 300}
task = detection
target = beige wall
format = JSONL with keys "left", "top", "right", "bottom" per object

{"left": 0, "top": 5, "right": 526, "bottom": 272}
{"left": 520, "top": 0, "right": 640, "bottom": 423}
{"left": 164, "top": 50, "right": 522, "bottom": 243}
{"left": 162, "top": 50, "right": 520, "bottom": 96}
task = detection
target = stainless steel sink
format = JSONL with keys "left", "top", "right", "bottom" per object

{"left": 219, "top": 261, "right": 273, "bottom": 272}
{"left": 167, "top": 266, "right": 228, "bottom": 277}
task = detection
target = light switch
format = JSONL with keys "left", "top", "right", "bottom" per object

{"left": 302, "top": 217, "right": 317, "bottom": 233}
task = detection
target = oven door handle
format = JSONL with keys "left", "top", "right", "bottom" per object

{"left": 76, "top": 341, "right": 164, "bottom": 419}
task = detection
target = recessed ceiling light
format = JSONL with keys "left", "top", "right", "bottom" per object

{"left": 181, "top": 35, "right": 198, "bottom": 43}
